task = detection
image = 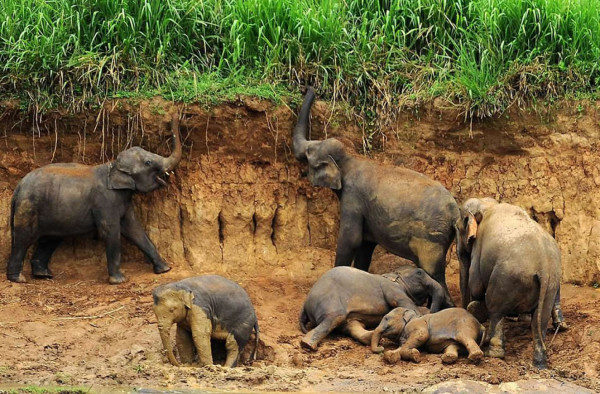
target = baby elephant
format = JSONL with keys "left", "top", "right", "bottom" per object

{"left": 372, "top": 307, "right": 484, "bottom": 365}
{"left": 152, "top": 276, "right": 259, "bottom": 367}
{"left": 299, "top": 265, "right": 446, "bottom": 351}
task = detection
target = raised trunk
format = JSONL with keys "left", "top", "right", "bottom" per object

{"left": 292, "top": 87, "right": 316, "bottom": 161}
{"left": 158, "top": 324, "right": 180, "bottom": 366}
{"left": 371, "top": 326, "right": 384, "bottom": 353}
{"left": 162, "top": 113, "right": 183, "bottom": 171}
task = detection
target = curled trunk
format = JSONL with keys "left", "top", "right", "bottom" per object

{"left": 371, "top": 326, "right": 384, "bottom": 353}
{"left": 292, "top": 87, "right": 316, "bottom": 161}
{"left": 162, "top": 114, "right": 183, "bottom": 171}
{"left": 158, "top": 324, "right": 180, "bottom": 366}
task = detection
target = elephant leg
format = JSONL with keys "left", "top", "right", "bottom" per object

{"left": 223, "top": 334, "right": 240, "bottom": 368}
{"left": 7, "top": 227, "right": 37, "bottom": 283}
{"left": 334, "top": 208, "right": 363, "bottom": 267}
{"left": 343, "top": 320, "right": 372, "bottom": 345}
{"left": 485, "top": 313, "right": 505, "bottom": 359}
{"left": 190, "top": 308, "right": 214, "bottom": 366}
{"left": 353, "top": 241, "right": 377, "bottom": 272}
{"left": 301, "top": 313, "right": 346, "bottom": 351}
{"left": 532, "top": 284, "right": 556, "bottom": 369}
{"left": 551, "top": 287, "right": 567, "bottom": 331}
{"left": 458, "top": 336, "right": 484, "bottom": 363}
{"left": 384, "top": 329, "right": 428, "bottom": 364}
{"left": 175, "top": 326, "right": 195, "bottom": 365}
{"left": 441, "top": 343, "right": 459, "bottom": 364}
{"left": 415, "top": 244, "right": 455, "bottom": 308}
{"left": 98, "top": 219, "right": 126, "bottom": 284}
{"left": 30, "top": 237, "right": 62, "bottom": 278}
{"left": 121, "top": 206, "right": 170, "bottom": 274}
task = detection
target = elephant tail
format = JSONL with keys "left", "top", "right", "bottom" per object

{"left": 299, "top": 305, "right": 310, "bottom": 334}
{"left": 9, "top": 186, "right": 19, "bottom": 249}
{"left": 251, "top": 320, "right": 260, "bottom": 361}
{"left": 478, "top": 324, "right": 487, "bottom": 347}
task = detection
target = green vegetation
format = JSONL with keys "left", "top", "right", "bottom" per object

{"left": 2, "top": 386, "right": 87, "bottom": 394}
{"left": 0, "top": 0, "right": 599, "bottom": 120}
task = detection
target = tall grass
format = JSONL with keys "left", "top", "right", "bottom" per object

{"left": 0, "top": 0, "right": 598, "bottom": 119}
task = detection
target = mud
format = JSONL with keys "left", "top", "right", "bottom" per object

{"left": 0, "top": 97, "right": 599, "bottom": 391}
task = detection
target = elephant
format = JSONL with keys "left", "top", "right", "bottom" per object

{"left": 299, "top": 265, "right": 446, "bottom": 351}
{"left": 292, "top": 87, "right": 459, "bottom": 308}
{"left": 6, "top": 114, "right": 182, "bottom": 284}
{"left": 152, "top": 275, "right": 259, "bottom": 368}
{"left": 371, "top": 307, "right": 484, "bottom": 365}
{"left": 455, "top": 198, "right": 564, "bottom": 369}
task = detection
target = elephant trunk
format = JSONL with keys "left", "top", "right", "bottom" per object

{"left": 162, "top": 114, "right": 182, "bottom": 172}
{"left": 292, "top": 87, "right": 316, "bottom": 161}
{"left": 371, "top": 325, "right": 385, "bottom": 353}
{"left": 158, "top": 323, "right": 180, "bottom": 366}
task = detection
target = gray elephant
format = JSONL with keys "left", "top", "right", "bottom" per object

{"left": 299, "top": 266, "right": 446, "bottom": 351}
{"left": 455, "top": 198, "right": 564, "bottom": 369}
{"left": 7, "top": 114, "right": 182, "bottom": 284}
{"left": 371, "top": 307, "right": 484, "bottom": 365}
{"left": 292, "top": 87, "right": 459, "bottom": 308}
{"left": 152, "top": 275, "right": 259, "bottom": 368}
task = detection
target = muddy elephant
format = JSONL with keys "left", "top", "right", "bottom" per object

{"left": 6, "top": 114, "right": 182, "bottom": 284}
{"left": 299, "top": 266, "right": 446, "bottom": 351}
{"left": 371, "top": 307, "right": 484, "bottom": 365}
{"left": 152, "top": 275, "right": 259, "bottom": 368}
{"left": 292, "top": 87, "right": 459, "bottom": 307}
{"left": 455, "top": 198, "right": 564, "bottom": 369}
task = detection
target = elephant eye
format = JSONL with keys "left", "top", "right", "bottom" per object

{"left": 145, "top": 160, "right": 153, "bottom": 167}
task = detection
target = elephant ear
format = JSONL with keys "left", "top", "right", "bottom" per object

{"left": 182, "top": 290, "right": 194, "bottom": 310}
{"left": 308, "top": 155, "right": 342, "bottom": 190}
{"left": 108, "top": 156, "right": 136, "bottom": 190}
{"left": 403, "top": 309, "right": 418, "bottom": 323}
{"left": 466, "top": 212, "right": 478, "bottom": 243}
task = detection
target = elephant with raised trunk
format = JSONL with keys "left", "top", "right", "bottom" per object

{"left": 7, "top": 114, "right": 182, "bottom": 284}
{"left": 153, "top": 276, "right": 259, "bottom": 368}
{"left": 299, "top": 266, "right": 446, "bottom": 351}
{"left": 455, "top": 198, "right": 565, "bottom": 369}
{"left": 371, "top": 307, "right": 484, "bottom": 365}
{"left": 292, "top": 87, "right": 459, "bottom": 307}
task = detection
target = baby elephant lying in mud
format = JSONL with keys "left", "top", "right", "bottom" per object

{"left": 299, "top": 265, "right": 446, "bottom": 351}
{"left": 153, "top": 275, "right": 259, "bottom": 367}
{"left": 372, "top": 307, "right": 484, "bottom": 364}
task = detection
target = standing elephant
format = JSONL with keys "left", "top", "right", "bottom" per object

{"left": 299, "top": 266, "right": 446, "bottom": 351}
{"left": 292, "top": 87, "right": 459, "bottom": 307}
{"left": 455, "top": 198, "right": 564, "bottom": 369}
{"left": 371, "top": 307, "right": 484, "bottom": 365}
{"left": 7, "top": 114, "right": 182, "bottom": 284}
{"left": 152, "top": 276, "right": 259, "bottom": 368}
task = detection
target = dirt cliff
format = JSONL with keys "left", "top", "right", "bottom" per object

{"left": 0, "top": 97, "right": 598, "bottom": 284}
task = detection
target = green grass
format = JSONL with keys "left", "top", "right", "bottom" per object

{"left": 0, "top": 0, "right": 599, "bottom": 122}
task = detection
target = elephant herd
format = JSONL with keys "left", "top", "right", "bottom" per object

{"left": 5, "top": 88, "right": 567, "bottom": 370}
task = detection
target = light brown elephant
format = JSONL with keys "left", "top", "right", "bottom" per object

{"left": 152, "top": 276, "right": 259, "bottom": 368}
{"left": 371, "top": 307, "right": 484, "bottom": 365}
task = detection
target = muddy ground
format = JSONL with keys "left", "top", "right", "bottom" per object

{"left": 0, "top": 260, "right": 598, "bottom": 392}
{"left": 0, "top": 97, "right": 599, "bottom": 391}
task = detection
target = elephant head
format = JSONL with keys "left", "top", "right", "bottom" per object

{"left": 383, "top": 266, "right": 447, "bottom": 312}
{"left": 292, "top": 87, "right": 355, "bottom": 190}
{"left": 152, "top": 283, "right": 194, "bottom": 366}
{"left": 371, "top": 307, "right": 419, "bottom": 353}
{"left": 109, "top": 114, "right": 182, "bottom": 192}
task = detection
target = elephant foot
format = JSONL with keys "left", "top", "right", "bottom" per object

{"left": 485, "top": 345, "right": 505, "bottom": 359}
{"left": 383, "top": 350, "right": 401, "bottom": 364}
{"left": 300, "top": 337, "right": 318, "bottom": 352}
{"left": 153, "top": 262, "right": 171, "bottom": 274}
{"left": 108, "top": 273, "right": 127, "bottom": 284}
{"left": 468, "top": 349, "right": 484, "bottom": 363}
{"left": 372, "top": 346, "right": 385, "bottom": 354}
{"left": 533, "top": 352, "right": 548, "bottom": 370}
{"left": 405, "top": 348, "right": 421, "bottom": 363}
{"left": 32, "top": 268, "right": 53, "bottom": 279}
{"left": 552, "top": 321, "right": 568, "bottom": 332}
{"left": 7, "top": 273, "right": 27, "bottom": 283}
{"left": 441, "top": 352, "right": 458, "bottom": 364}
{"left": 467, "top": 301, "right": 488, "bottom": 323}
